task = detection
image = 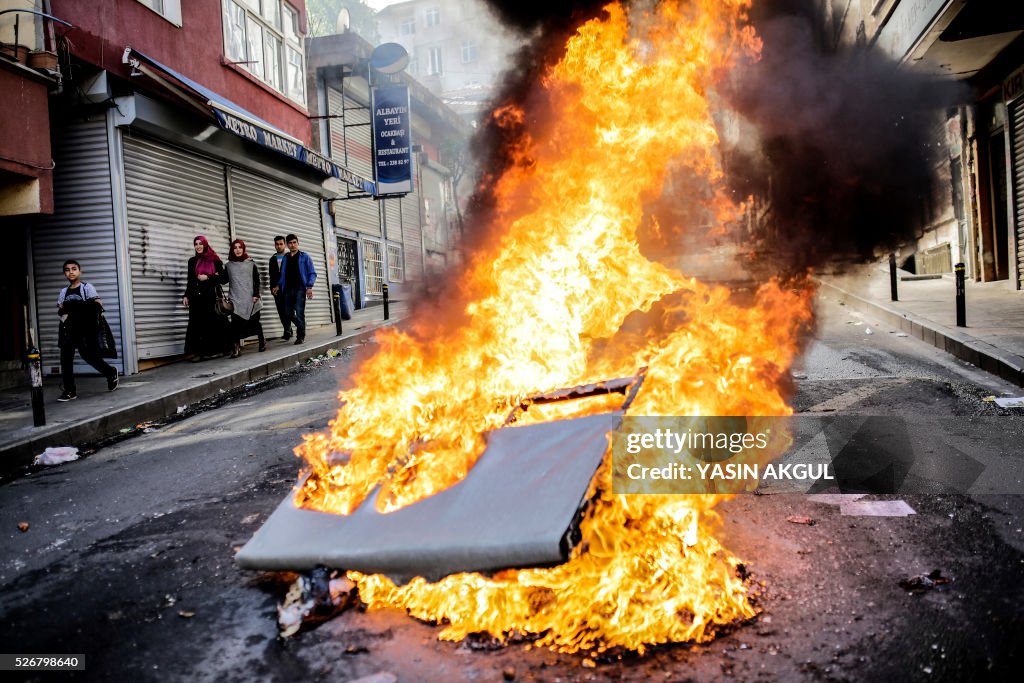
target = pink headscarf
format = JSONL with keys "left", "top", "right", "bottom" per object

{"left": 193, "top": 235, "right": 221, "bottom": 277}
{"left": 228, "top": 238, "right": 250, "bottom": 262}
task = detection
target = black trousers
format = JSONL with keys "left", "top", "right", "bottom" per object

{"left": 60, "top": 343, "right": 115, "bottom": 394}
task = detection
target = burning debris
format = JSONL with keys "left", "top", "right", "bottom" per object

{"left": 242, "top": 0, "right": 817, "bottom": 655}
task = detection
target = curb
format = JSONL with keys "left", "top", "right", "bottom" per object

{"left": 0, "top": 320, "right": 398, "bottom": 477}
{"left": 818, "top": 280, "right": 1024, "bottom": 388}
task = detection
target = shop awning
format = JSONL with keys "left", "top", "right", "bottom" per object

{"left": 121, "top": 47, "right": 375, "bottom": 194}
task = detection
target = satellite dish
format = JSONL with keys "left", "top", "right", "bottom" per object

{"left": 370, "top": 42, "right": 410, "bottom": 74}
{"left": 336, "top": 8, "right": 350, "bottom": 32}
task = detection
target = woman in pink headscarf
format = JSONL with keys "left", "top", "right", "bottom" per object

{"left": 181, "top": 235, "right": 231, "bottom": 360}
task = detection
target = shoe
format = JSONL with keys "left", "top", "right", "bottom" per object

{"left": 294, "top": 337, "right": 304, "bottom": 345}
{"left": 230, "top": 343, "right": 241, "bottom": 359}
{"left": 107, "top": 371, "right": 119, "bottom": 391}
{"left": 57, "top": 391, "right": 77, "bottom": 402}
{"left": 258, "top": 341, "right": 267, "bottom": 352}
{"left": 278, "top": 334, "right": 291, "bottom": 341}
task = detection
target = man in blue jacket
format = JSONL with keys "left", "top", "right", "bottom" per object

{"left": 272, "top": 234, "right": 316, "bottom": 344}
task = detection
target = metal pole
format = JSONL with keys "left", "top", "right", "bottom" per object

{"left": 382, "top": 283, "right": 389, "bottom": 320}
{"left": 955, "top": 262, "right": 966, "bottom": 327}
{"left": 27, "top": 344, "right": 45, "bottom": 427}
{"left": 333, "top": 289, "right": 343, "bottom": 335}
{"left": 889, "top": 253, "right": 898, "bottom": 302}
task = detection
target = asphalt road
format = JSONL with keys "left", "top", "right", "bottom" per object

{"left": 0, "top": 290, "right": 1022, "bottom": 682}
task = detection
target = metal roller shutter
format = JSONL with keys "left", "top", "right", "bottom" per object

{"left": 229, "top": 168, "right": 332, "bottom": 333}
{"left": 1011, "top": 98, "right": 1024, "bottom": 289}
{"left": 33, "top": 117, "right": 124, "bottom": 375}
{"left": 123, "top": 136, "right": 230, "bottom": 359}
{"left": 400, "top": 192, "right": 423, "bottom": 282}
{"left": 328, "top": 86, "right": 380, "bottom": 236}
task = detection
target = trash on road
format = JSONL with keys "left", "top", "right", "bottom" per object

{"left": 786, "top": 515, "right": 816, "bottom": 526}
{"left": 33, "top": 446, "right": 80, "bottom": 466}
{"left": 18, "top": 522, "right": 29, "bottom": 532}
{"left": 840, "top": 499, "right": 916, "bottom": 517}
{"left": 898, "top": 570, "right": 951, "bottom": 593}
{"left": 176, "top": 405, "right": 187, "bottom": 414}
{"left": 178, "top": 611, "right": 195, "bottom": 618}
{"left": 993, "top": 397, "right": 1024, "bottom": 408}
{"left": 865, "top": 327, "right": 873, "bottom": 335}
{"left": 278, "top": 568, "right": 356, "bottom": 638}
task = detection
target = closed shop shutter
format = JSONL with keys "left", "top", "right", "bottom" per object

{"left": 401, "top": 192, "right": 423, "bottom": 282}
{"left": 229, "top": 168, "right": 332, "bottom": 333}
{"left": 33, "top": 117, "right": 124, "bottom": 375}
{"left": 1010, "top": 98, "right": 1024, "bottom": 289}
{"left": 328, "top": 86, "right": 380, "bottom": 236}
{"left": 123, "top": 135, "right": 230, "bottom": 359}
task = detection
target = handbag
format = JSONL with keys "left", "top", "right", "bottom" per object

{"left": 96, "top": 312, "right": 117, "bottom": 359}
{"left": 214, "top": 284, "right": 234, "bottom": 316}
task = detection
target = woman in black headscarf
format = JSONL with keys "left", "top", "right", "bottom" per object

{"left": 182, "top": 235, "right": 231, "bottom": 361}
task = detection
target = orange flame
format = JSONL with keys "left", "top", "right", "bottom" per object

{"left": 294, "top": 0, "right": 813, "bottom": 652}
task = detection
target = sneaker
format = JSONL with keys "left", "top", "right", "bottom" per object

{"left": 107, "top": 371, "right": 119, "bottom": 391}
{"left": 294, "top": 337, "right": 304, "bottom": 345}
{"left": 57, "top": 391, "right": 77, "bottom": 402}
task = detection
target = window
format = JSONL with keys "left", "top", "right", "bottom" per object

{"left": 221, "top": 1, "right": 305, "bottom": 105}
{"left": 400, "top": 17, "right": 415, "bottom": 35}
{"left": 425, "top": 7, "right": 440, "bottom": 27}
{"left": 427, "top": 47, "right": 442, "bottom": 76}
{"left": 137, "top": 0, "right": 182, "bottom": 26}
{"left": 461, "top": 41, "right": 475, "bottom": 63}
{"left": 363, "top": 240, "right": 384, "bottom": 295}
{"left": 387, "top": 244, "right": 404, "bottom": 282}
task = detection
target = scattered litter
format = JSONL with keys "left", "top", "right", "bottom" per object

{"left": 347, "top": 674, "right": 396, "bottom": 683}
{"left": 896, "top": 333, "right": 908, "bottom": 337}
{"left": 18, "top": 522, "right": 29, "bottom": 532}
{"left": 982, "top": 396, "right": 996, "bottom": 402}
{"left": 162, "top": 594, "right": 177, "bottom": 607}
{"left": 218, "top": 389, "right": 225, "bottom": 394}
{"left": 791, "top": 372, "right": 807, "bottom": 380}
{"left": 241, "top": 513, "right": 260, "bottom": 525}
{"left": 33, "top": 446, "right": 80, "bottom": 466}
{"left": 786, "top": 515, "right": 816, "bottom": 526}
{"left": 807, "top": 494, "right": 867, "bottom": 506}
{"left": 245, "top": 383, "right": 257, "bottom": 389}
{"left": 326, "top": 349, "right": 341, "bottom": 358}
{"left": 176, "top": 405, "right": 187, "bottom": 414}
{"left": 840, "top": 499, "right": 916, "bottom": 517}
{"left": 119, "top": 428, "right": 132, "bottom": 434}
{"left": 899, "top": 569, "right": 951, "bottom": 593}
{"left": 865, "top": 327, "right": 873, "bottom": 335}
{"left": 178, "top": 611, "right": 195, "bottom": 618}
{"left": 278, "top": 568, "right": 356, "bottom": 638}
{"left": 994, "top": 397, "right": 1024, "bottom": 409}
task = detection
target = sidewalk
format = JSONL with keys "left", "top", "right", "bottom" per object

{"left": 819, "top": 264, "right": 1024, "bottom": 387}
{"left": 0, "top": 302, "right": 408, "bottom": 477}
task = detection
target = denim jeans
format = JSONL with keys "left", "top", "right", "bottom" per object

{"left": 283, "top": 288, "right": 307, "bottom": 339}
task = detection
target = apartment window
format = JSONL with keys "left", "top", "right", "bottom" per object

{"left": 425, "top": 7, "right": 440, "bottom": 27}
{"left": 387, "top": 244, "right": 404, "bottom": 282}
{"left": 221, "top": 1, "right": 305, "bottom": 104}
{"left": 461, "top": 41, "right": 475, "bottom": 63}
{"left": 137, "top": 0, "right": 182, "bottom": 26}
{"left": 400, "top": 17, "right": 415, "bottom": 35}
{"left": 427, "top": 47, "right": 442, "bottom": 76}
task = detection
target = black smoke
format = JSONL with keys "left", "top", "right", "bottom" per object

{"left": 720, "top": 0, "right": 966, "bottom": 272}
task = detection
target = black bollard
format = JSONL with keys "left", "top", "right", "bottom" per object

{"left": 382, "top": 283, "right": 389, "bottom": 320}
{"left": 889, "top": 253, "right": 898, "bottom": 301}
{"left": 27, "top": 345, "right": 45, "bottom": 426}
{"left": 332, "top": 288, "right": 343, "bottom": 335}
{"left": 955, "top": 263, "right": 966, "bottom": 327}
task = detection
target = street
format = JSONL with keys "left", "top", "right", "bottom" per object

{"left": 1, "top": 289, "right": 1023, "bottom": 682}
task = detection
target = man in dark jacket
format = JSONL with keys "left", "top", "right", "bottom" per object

{"left": 273, "top": 234, "right": 317, "bottom": 345}
{"left": 56, "top": 259, "right": 118, "bottom": 402}
{"left": 268, "top": 235, "right": 290, "bottom": 340}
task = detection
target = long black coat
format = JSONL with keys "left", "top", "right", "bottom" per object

{"left": 183, "top": 256, "right": 231, "bottom": 356}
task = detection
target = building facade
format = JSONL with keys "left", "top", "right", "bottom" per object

{"left": 820, "top": 0, "right": 1024, "bottom": 287}
{"left": 374, "top": 0, "right": 514, "bottom": 122}
{"left": 20, "top": 0, "right": 351, "bottom": 379}
{"left": 308, "top": 30, "right": 469, "bottom": 306}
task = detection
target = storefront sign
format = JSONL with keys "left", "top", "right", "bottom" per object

{"left": 371, "top": 85, "right": 413, "bottom": 196}
{"left": 213, "top": 108, "right": 375, "bottom": 194}
{"left": 874, "top": 0, "right": 950, "bottom": 61}
{"left": 1004, "top": 65, "right": 1024, "bottom": 104}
